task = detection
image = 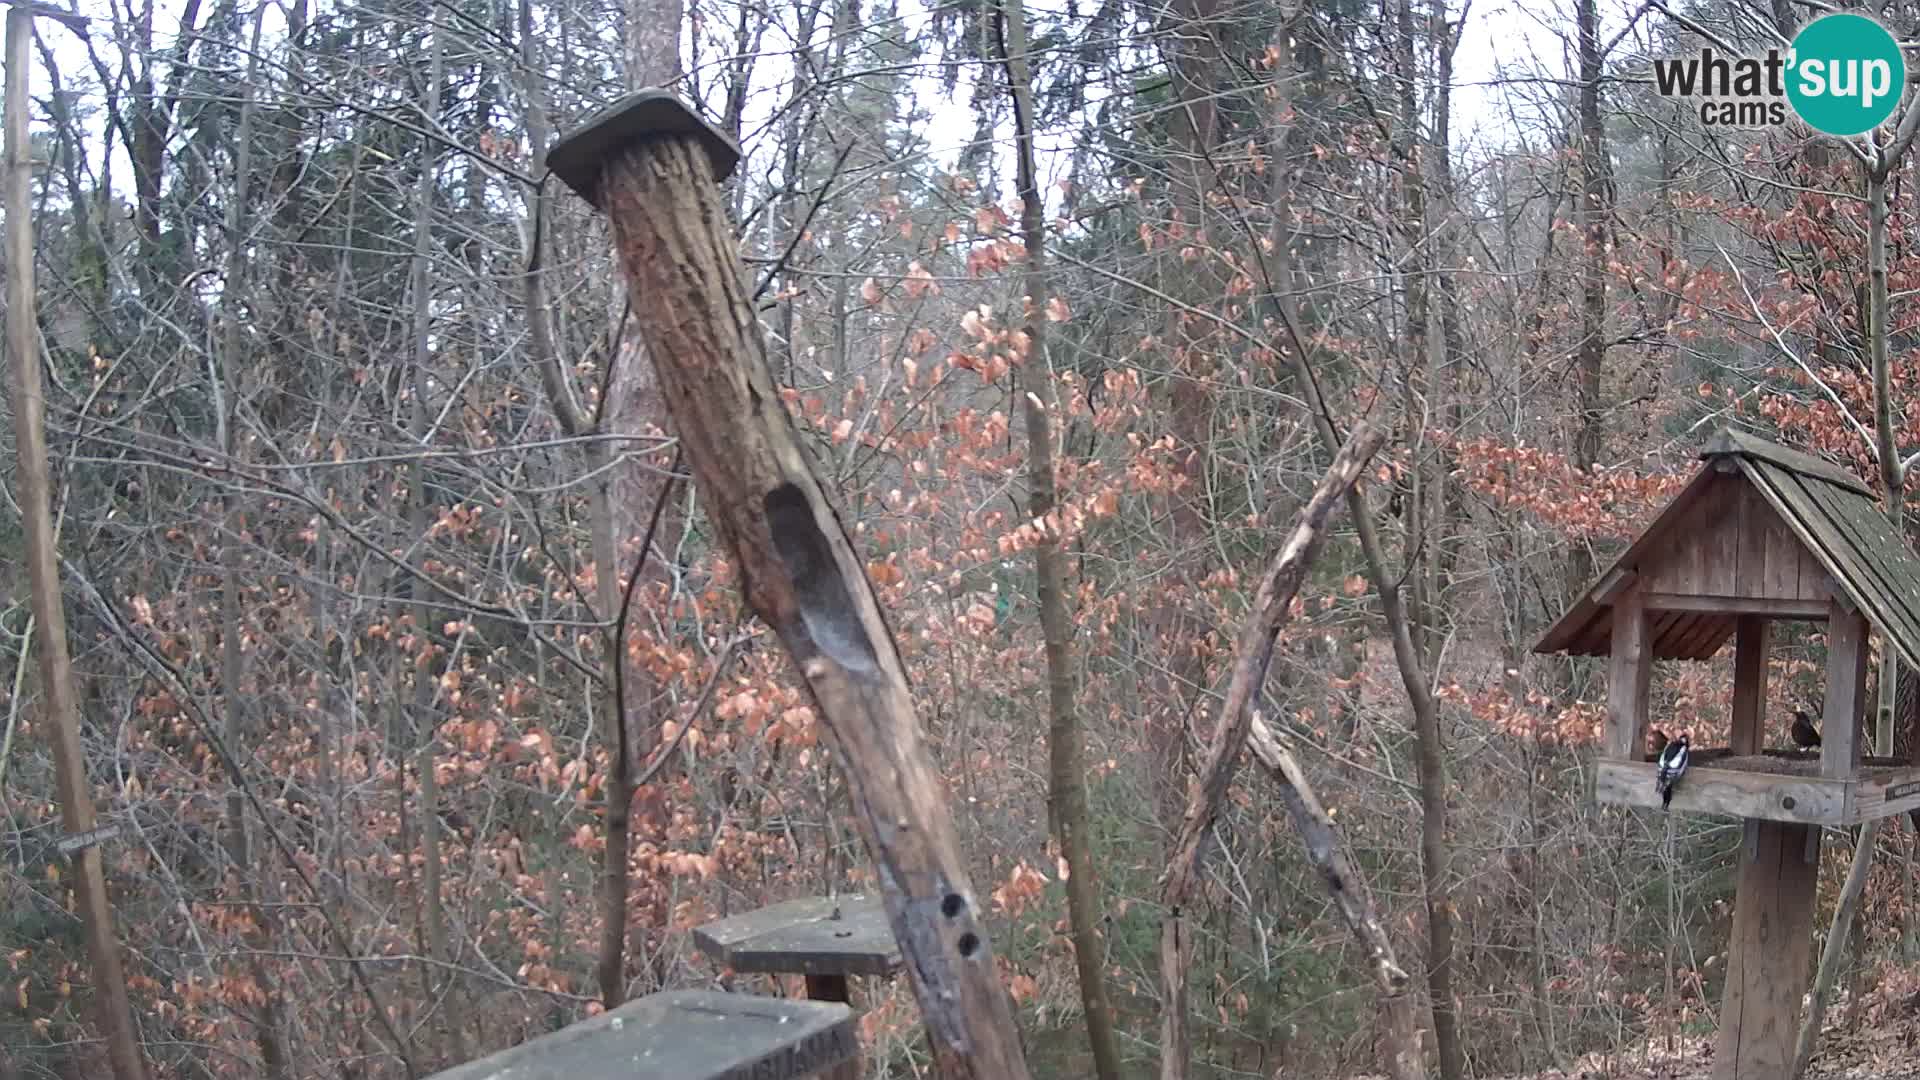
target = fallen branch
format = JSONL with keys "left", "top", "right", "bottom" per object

{"left": 1247, "top": 709, "right": 1426, "bottom": 1080}
{"left": 1157, "top": 422, "right": 1387, "bottom": 1080}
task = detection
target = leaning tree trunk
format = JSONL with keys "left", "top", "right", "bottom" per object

{"left": 1245, "top": 710, "right": 1427, "bottom": 1080}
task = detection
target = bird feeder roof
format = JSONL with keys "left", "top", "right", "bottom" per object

{"left": 1534, "top": 428, "right": 1920, "bottom": 669}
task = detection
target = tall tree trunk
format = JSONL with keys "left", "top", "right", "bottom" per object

{"left": 996, "top": 4, "right": 1122, "bottom": 1075}
{"left": 1389, "top": 0, "right": 1432, "bottom": 661}
{"left": 627, "top": 0, "right": 683, "bottom": 89}
{"left": 218, "top": 11, "right": 289, "bottom": 1073}
{"left": 1568, "top": 0, "right": 1609, "bottom": 600}
{"left": 405, "top": 7, "right": 458, "bottom": 1052}
{"left": 1150, "top": 0, "right": 1223, "bottom": 872}
{"left": 517, "top": 0, "right": 677, "bottom": 1006}
{"left": 1423, "top": 2, "right": 1463, "bottom": 675}
{"left": 604, "top": 0, "right": 687, "bottom": 1000}
{"left": 4, "top": 10, "right": 147, "bottom": 1078}
{"left": 1871, "top": 168, "right": 1903, "bottom": 759}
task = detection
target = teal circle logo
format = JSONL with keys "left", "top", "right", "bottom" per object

{"left": 1787, "top": 13, "right": 1905, "bottom": 136}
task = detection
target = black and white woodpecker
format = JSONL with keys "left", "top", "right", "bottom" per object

{"left": 1655, "top": 734, "right": 1691, "bottom": 808}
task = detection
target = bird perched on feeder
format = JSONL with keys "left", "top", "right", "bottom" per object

{"left": 1791, "top": 709, "right": 1822, "bottom": 750}
{"left": 1655, "top": 734, "right": 1690, "bottom": 808}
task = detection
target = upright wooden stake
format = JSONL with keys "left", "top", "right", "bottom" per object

{"left": 547, "top": 93, "right": 1030, "bottom": 1079}
{"left": 3, "top": 8, "right": 146, "bottom": 1078}
{"left": 1715, "top": 821, "right": 1819, "bottom": 1080}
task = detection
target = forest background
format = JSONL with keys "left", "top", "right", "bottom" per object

{"left": 6, "top": 0, "right": 1920, "bottom": 1076}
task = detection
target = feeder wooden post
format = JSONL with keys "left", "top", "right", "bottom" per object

{"left": 546, "top": 91, "right": 1031, "bottom": 1079}
{"left": 1714, "top": 821, "right": 1820, "bottom": 1080}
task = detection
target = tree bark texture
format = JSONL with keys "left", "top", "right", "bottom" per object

{"left": 587, "top": 134, "right": 1032, "bottom": 1080}
{"left": 218, "top": 11, "right": 290, "bottom": 1071}
{"left": 1147, "top": 0, "right": 1224, "bottom": 842}
{"left": 1157, "top": 422, "right": 1386, "bottom": 1080}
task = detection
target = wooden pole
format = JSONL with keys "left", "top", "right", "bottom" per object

{"left": 3, "top": 8, "right": 145, "bottom": 1078}
{"left": 547, "top": 92, "right": 1031, "bottom": 1079}
{"left": 1714, "top": 820, "right": 1819, "bottom": 1080}
{"left": 801, "top": 975, "right": 859, "bottom": 1080}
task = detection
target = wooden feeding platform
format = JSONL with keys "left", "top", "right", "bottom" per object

{"left": 693, "top": 895, "right": 904, "bottom": 1080}
{"left": 693, "top": 893, "right": 902, "bottom": 1001}
{"left": 1537, "top": 429, "right": 1920, "bottom": 1080}
{"left": 424, "top": 989, "right": 856, "bottom": 1080}
{"left": 1598, "top": 748, "right": 1920, "bottom": 825}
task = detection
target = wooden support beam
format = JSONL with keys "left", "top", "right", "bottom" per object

{"left": 1594, "top": 760, "right": 1846, "bottom": 825}
{"left": 1822, "top": 602, "right": 1870, "bottom": 780}
{"left": 803, "top": 976, "right": 859, "bottom": 1080}
{"left": 546, "top": 91, "right": 1030, "bottom": 1079}
{"left": 1641, "top": 594, "right": 1829, "bottom": 619}
{"left": 1606, "top": 593, "right": 1653, "bottom": 760}
{"left": 1591, "top": 566, "right": 1637, "bottom": 605}
{"left": 1714, "top": 821, "right": 1820, "bottom": 1080}
{"left": 1731, "top": 617, "right": 1769, "bottom": 755}
{"left": 1853, "top": 769, "right": 1920, "bottom": 823}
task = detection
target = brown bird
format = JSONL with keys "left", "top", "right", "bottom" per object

{"left": 1791, "top": 709, "right": 1822, "bottom": 750}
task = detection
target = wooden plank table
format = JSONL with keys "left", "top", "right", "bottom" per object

{"left": 425, "top": 990, "right": 856, "bottom": 1080}
{"left": 694, "top": 895, "right": 904, "bottom": 1079}
{"left": 694, "top": 893, "right": 902, "bottom": 1000}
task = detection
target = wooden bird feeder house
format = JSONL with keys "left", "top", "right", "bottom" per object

{"left": 1537, "top": 427, "right": 1920, "bottom": 1080}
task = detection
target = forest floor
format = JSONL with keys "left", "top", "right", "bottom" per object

{"left": 1484, "top": 980, "right": 1920, "bottom": 1080}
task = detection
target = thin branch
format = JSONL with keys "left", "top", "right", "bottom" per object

{"left": 1713, "top": 239, "right": 1879, "bottom": 455}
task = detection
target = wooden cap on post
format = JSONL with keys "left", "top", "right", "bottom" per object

{"left": 545, "top": 89, "right": 741, "bottom": 209}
